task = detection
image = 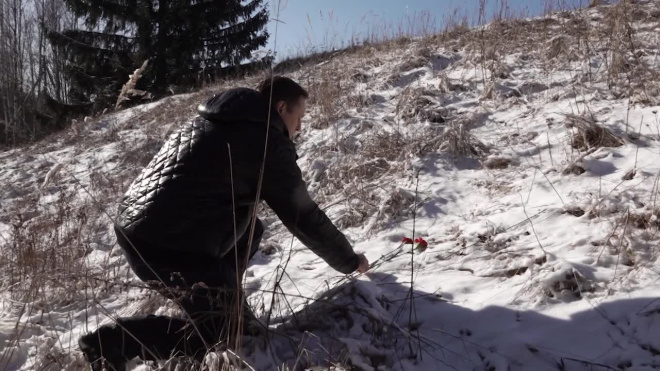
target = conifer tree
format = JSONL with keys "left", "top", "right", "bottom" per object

{"left": 47, "top": 0, "right": 269, "bottom": 109}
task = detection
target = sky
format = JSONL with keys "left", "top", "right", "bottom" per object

{"left": 264, "top": 0, "right": 589, "bottom": 60}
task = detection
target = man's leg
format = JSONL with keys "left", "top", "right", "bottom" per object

{"left": 219, "top": 218, "right": 264, "bottom": 337}
{"left": 80, "top": 231, "right": 237, "bottom": 369}
{"left": 223, "top": 218, "right": 264, "bottom": 283}
{"left": 142, "top": 219, "right": 264, "bottom": 348}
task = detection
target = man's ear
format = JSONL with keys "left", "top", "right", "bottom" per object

{"left": 276, "top": 101, "right": 286, "bottom": 116}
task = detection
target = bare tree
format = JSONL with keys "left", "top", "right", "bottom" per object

{"left": 0, "top": 0, "right": 72, "bottom": 147}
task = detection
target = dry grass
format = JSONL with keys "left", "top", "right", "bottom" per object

{"left": 484, "top": 156, "right": 513, "bottom": 169}
{"left": 565, "top": 114, "right": 625, "bottom": 150}
{"left": 346, "top": 93, "right": 375, "bottom": 110}
{"left": 305, "top": 64, "right": 348, "bottom": 129}
{"left": 395, "top": 55, "right": 429, "bottom": 73}
{"left": 546, "top": 35, "right": 571, "bottom": 60}
{"left": 420, "top": 0, "right": 660, "bottom": 105}
{"left": 629, "top": 210, "right": 660, "bottom": 230}
{"left": 439, "top": 120, "right": 489, "bottom": 158}
{"left": 0, "top": 167, "right": 132, "bottom": 368}
{"left": 563, "top": 163, "right": 587, "bottom": 176}
{"left": 115, "top": 59, "right": 152, "bottom": 109}
{"left": 1, "top": 196, "right": 127, "bottom": 303}
{"left": 2, "top": 190, "right": 95, "bottom": 303}
{"left": 396, "top": 87, "right": 446, "bottom": 124}
{"left": 545, "top": 269, "right": 595, "bottom": 299}
{"left": 361, "top": 130, "right": 408, "bottom": 161}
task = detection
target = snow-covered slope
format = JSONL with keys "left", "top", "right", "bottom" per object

{"left": 3, "top": 2, "right": 660, "bottom": 370}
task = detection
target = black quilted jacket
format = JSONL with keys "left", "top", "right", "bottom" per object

{"left": 114, "top": 88, "right": 359, "bottom": 274}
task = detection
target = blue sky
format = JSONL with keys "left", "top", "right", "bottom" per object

{"left": 264, "top": 0, "right": 588, "bottom": 60}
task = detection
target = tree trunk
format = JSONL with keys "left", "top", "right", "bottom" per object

{"left": 154, "top": 0, "right": 168, "bottom": 93}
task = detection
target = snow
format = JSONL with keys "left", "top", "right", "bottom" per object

{"left": 3, "top": 2, "right": 660, "bottom": 370}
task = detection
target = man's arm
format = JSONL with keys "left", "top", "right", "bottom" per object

{"left": 261, "top": 135, "right": 359, "bottom": 274}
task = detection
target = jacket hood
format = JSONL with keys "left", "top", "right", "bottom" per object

{"left": 197, "top": 88, "right": 286, "bottom": 134}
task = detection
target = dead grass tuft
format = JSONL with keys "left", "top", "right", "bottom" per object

{"left": 120, "top": 134, "right": 163, "bottom": 169}
{"left": 546, "top": 35, "right": 571, "bottom": 60}
{"left": 563, "top": 205, "right": 586, "bottom": 217}
{"left": 629, "top": 211, "right": 660, "bottom": 230}
{"left": 0, "top": 188, "right": 112, "bottom": 304}
{"left": 622, "top": 169, "right": 636, "bottom": 181}
{"left": 437, "top": 73, "right": 457, "bottom": 93}
{"left": 306, "top": 65, "right": 347, "bottom": 129}
{"left": 545, "top": 269, "right": 594, "bottom": 299}
{"left": 396, "top": 56, "right": 429, "bottom": 72}
{"left": 396, "top": 88, "right": 442, "bottom": 123}
{"left": 484, "top": 156, "right": 513, "bottom": 169}
{"left": 362, "top": 131, "right": 408, "bottom": 161}
{"left": 346, "top": 93, "right": 375, "bottom": 109}
{"left": 472, "top": 179, "right": 514, "bottom": 197}
{"left": 440, "top": 121, "right": 488, "bottom": 157}
{"left": 383, "top": 187, "right": 418, "bottom": 220}
{"left": 563, "top": 163, "right": 587, "bottom": 175}
{"left": 566, "top": 114, "right": 624, "bottom": 150}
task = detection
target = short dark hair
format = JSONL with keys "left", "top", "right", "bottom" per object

{"left": 257, "top": 76, "right": 308, "bottom": 110}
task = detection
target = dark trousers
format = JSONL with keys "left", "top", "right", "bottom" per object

{"left": 105, "top": 219, "right": 263, "bottom": 361}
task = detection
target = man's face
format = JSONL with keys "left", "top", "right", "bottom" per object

{"left": 277, "top": 97, "right": 307, "bottom": 139}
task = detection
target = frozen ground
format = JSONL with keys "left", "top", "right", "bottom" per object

{"left": 3, "top": 1, "right": 660, "bottom": 370}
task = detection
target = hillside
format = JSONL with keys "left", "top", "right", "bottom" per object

{"left": 3, "top": 1, "right": 660, "bottom": 370}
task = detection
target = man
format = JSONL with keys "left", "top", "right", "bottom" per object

{"left": 79, "top": 76, "right": 369, "bottom": 370}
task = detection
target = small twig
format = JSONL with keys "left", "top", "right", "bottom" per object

{"left": 613, "top": 209, "right": 631, "bottom": 280}
{"left": 328, "top": 337, "right": 334, "bottom": 371}
{"left": 588, "top": 178, "right": 627, "bottom": 216}
{"left": 525, "top": 168, "right": 538, "bottom": 206}
{"left": 519, "top": 193, "right": 548, "bottom": 256}
{"left": 408, "top": 174, "right": 423, "bottom": 360}
{"left": 546, "top": 132, "right": 554, "bottom": 167}
{"left": 227, "top": 143, "right": 243, "bottom": 350}
{"left": 505, "top": 141, "right": 565, "bottom": 204}
{"left": 597, "top": 211, "right": 625, "bottom": 263}
{"left": 224, "top": 349, "right": 256, "bottom": 371}
{"left": 560, "top": 357, "right": 617, "bottom": 370}
{"left": 651, "top": 172, "right": 660, "bottom": 212}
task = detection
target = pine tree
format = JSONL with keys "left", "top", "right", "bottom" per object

{"left": 47, "top": 0, "right": 270, "bottom": 110}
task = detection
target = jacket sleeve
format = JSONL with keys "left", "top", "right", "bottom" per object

{"left": 261, "top": 135, "right": 359, "bottom": 274}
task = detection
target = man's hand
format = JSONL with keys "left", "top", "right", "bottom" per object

{"left": 356, "top": 254, "right": 370, "bottom": 273}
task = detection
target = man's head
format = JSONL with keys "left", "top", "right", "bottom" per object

{"left": 257, "top": 76, "right": 308, "bottom": 138}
